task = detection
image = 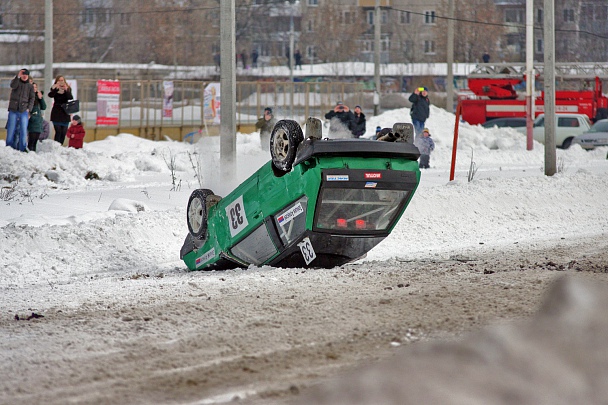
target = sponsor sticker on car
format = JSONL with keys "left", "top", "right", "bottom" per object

{"left": 326, "top": 175, "right": 349, "bottom": 181}
{"left": 195, "top": 248, "right": 215, "bottom": 268}
{"left": 277, "top": 202, "right": 304, "bottom": 226}
{"left": 365, "top": 182, "right": 378, "bottom": 188}
{"left": 364, "top": 172, "right": 382, "bottom": 179}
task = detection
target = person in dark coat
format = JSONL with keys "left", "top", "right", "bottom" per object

{"left": 27, "top": 82, "right": 47, "bottom": 152}
{"left": 294, "top": 49, "right": 302, "bottom": 70}
{"left": 255, "top": 107, "right": 277, "bottom": 151}
{"left": 409, "top": 86, "right": 430, "bottom": 136}
{"left": 325, "top": 101, "right": 355, "bottom": 138}
{"left": 251, "top": 49, "right": 259, "bottom": 68}
{"left": 66, "top": 115, "right": 86, "bottom": 149}
{"left": 351, "top": 105, "right": 366, "bottom": 138}
{"left": 6, "top": 68, "right": 35, "bottom": 152}
{"left": 482, "top": 51, "right": 490, "bottom": 63}
{"left": 48, "top": 75, "right": 74, "bottom": 145}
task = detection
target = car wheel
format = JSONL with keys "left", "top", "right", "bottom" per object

{"left": 562, "top": 137, "right": 573, "bottom": 149}
{"left": 270, "top": 119, "right": 304, "bottom": 172}
{"left": 187, "top": 189, "right": 215, "bottom": 240}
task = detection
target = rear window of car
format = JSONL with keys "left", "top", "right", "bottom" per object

{"left": 314, "top": 188, "right": 410, "bottom": 232}
{"left": 590, "top": 121, "right": 608, "bottom": 132}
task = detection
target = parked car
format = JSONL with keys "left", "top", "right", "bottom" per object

{"left": 515, "top": 113, "right": 591, "bottom": 149}
{"left": 180, "top": 119, "right": 421, "bottom": 271}
{"left": 481, "top": 117, "right": 527, "bottom": 129}
{"left": 572, "top": 119, "right": 608, "bottom": 150}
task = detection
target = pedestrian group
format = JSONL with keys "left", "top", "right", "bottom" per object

{"left": 5, "top": 69, "right": 85, "bottom": 152}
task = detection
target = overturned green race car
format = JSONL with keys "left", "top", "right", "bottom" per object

{"left": 180, "top": 118, "right": 421, "bottom": 270}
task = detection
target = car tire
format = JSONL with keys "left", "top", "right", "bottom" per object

{"left": 187, "top": 189, "right": 215, "bottom": 240}
{"left": 562, "top": 137, "right": 573, "bottom": 149}
{"left": 270, "top": 119, "right": 304, "bottom": 172}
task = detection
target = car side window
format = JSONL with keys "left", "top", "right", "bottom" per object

{"left": 536, "top": 118, "right": 544, "bottom": 127}
{"left": 558, "top": 117, "right": 578, "bottom": 127}
{"left": 273, "top": 196, "right": 308, "bottom": 245}
{"left": 230, "top": 224, "right": 278, "bottom": 265}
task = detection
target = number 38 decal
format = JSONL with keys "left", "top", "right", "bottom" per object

{"left": 297, "top": 237, "right": 316, "bottom": 265}
{"left": 225, "top": 195, "right": 249, "bottom": 237}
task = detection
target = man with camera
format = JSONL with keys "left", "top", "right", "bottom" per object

{"left": 409, "top": 86, "right": 430, "bottom": 136}
{"left": 6, "top": 69, "right": 35, "bottom": 152}
{"left": 324, "top": 101, "right": 355, "bottom": 138}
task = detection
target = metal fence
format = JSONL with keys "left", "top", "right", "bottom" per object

{"left": 1, "top": 78, "right": 367, "bottom": 140}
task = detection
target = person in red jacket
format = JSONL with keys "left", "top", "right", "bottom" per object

{"left": 66, "top": 115, "right": 85, "bottom": 149}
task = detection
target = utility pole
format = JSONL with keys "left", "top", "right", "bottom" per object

{"left": 525, "top": 0, "right": 534, "bottom": 150}
{"left": 220, "top": 0, "right": 236, "bottom": 184}
{"left": 543, "top": 0, "right": 556, "bottom": 176}
{"left": 373, "top": 0, "right": 381, "bottom": 116}
{"left": 445, "top": 0, "right": 454, "bottom": 113}
{"left": 44, "top": 0, "right": 53, "bottom": 108}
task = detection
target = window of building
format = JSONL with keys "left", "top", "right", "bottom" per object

{"left": 367, "top": 10, "right": 388, "bottom": 25}
{"left": 306, "top": 18, "right": 314, "bottom": 32}
{"left": 537, "top": 9, "right": 543, "bottom": 24}
{"left": 424, "top": 40, "right": 435, "bottom": 54}
{"left": 0, "top": 14, "right": 3, "bottom": 27}
{"left": 120, "top": 13, "right": 131, "bottom": 25}
{"left": 563, "top": 8, "right": 574, "bottom": 22}
{"left": 400, "top": 11, "right": 410, "bottom": 24}
{"left": 505, "top": 9, "right": 524, "bottom": 23}
{"left": 306, "top": 45, "right": 316, "bottom": 60}
{"left": 340, "top": 11, "right": 354, "bottom": 25}
{"left": 97, "top": 9, "right": 108, "bottom": 23}
{"left": 15, "top": 13, "right": 24, "bottom": 26}
{"left": 83, "top": 8, "right": 95, "bottom": 24}
{"left": 536, "top": 38, "right": 543, "bottom": 53}
{"left": 308, "top": 0, "right": 318, "bottom": 6}
{"left": 424, "top": 11, "right": 436, "bottom": 24}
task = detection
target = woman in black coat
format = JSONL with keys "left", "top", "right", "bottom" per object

{"left": 48, "top": 75, "right": 73, "bottom": 145}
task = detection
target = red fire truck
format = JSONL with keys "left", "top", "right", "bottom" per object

{"left": 459, "top": 64, "right": 608, "bottom": 125}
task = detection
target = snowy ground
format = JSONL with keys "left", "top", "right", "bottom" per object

{"left": 1, "top": 107, "right": 608, "bottom": 404}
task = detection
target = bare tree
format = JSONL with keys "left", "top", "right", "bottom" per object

{"left": 299, "top": 3, "right": 366, "bottom": 76}
{"left": 435, "top": 0, "right": 505, "bottom": 63}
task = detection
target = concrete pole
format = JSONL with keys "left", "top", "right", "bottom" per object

{"left": 373, "top": 0, "right": 381, "bottom": 116}
{"left": 445, "top": 0, "right": 454, "bottom": 113}
{"left": 525, "top": 0, "right": 534, "bottom": 150}
{"left": 289, "top": 2, "right": 295, "bottom": 118}
{"left": 44, "top": 0, "right": 53, "bottom": 109}
{"left": 220, "top": 0, "right": 237, "bottom": 184}
{"left": 543, "top": 0, "right": 556, "bottom": 176}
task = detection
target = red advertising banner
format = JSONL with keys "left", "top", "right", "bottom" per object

{"left": 96, "top": 80, "right": 120, "bottom": 126}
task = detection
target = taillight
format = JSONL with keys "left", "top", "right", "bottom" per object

{"left": 336, "top": 218, "right": 347, "bottom": 228}
{"left": 355, "top": 219, "right": 366, "bottom": 229}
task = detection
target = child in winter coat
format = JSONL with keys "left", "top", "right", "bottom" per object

{"left": 415, "top": 128, "right": 435, "bottom": 169}
{"left": 66, "top": 115, "right": 85, "bottom": 149}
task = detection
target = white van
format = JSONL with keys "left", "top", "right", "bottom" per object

{"left": 516, "top": 113, "right": 591, "bottom": 149}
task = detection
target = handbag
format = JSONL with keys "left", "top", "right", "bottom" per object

{"left": 61, "top": 99, "right": 80, "bottom": 114}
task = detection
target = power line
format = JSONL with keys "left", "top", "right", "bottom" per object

{"left": 386, "top": 6, "right": 608, "bottom": 40}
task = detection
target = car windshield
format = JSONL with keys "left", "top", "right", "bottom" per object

{"left": 590, "top": 121, "right": 608, "bottom": 132}
{"left": 315, "top": 188, "right": 410, "bottom": 232}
